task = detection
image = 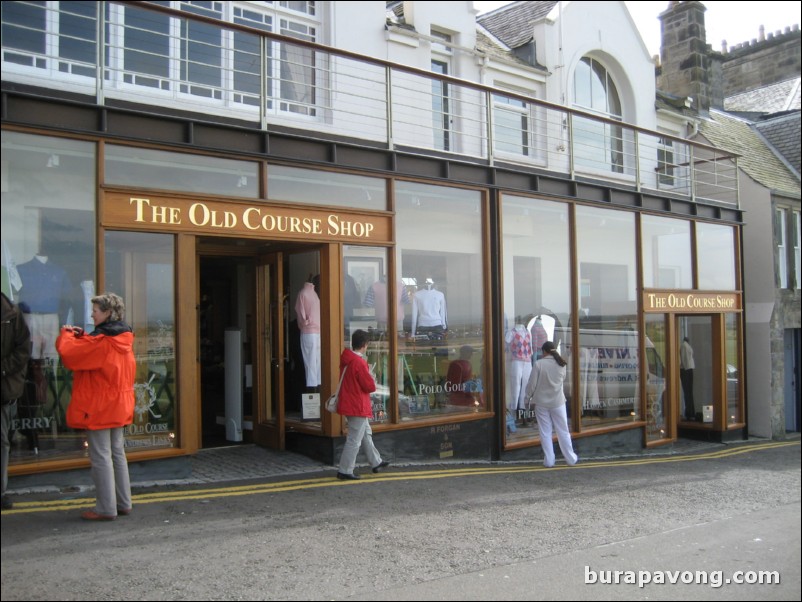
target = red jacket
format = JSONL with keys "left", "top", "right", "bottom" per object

{"left": 56, "top": 322, "right": 136, "bottom": 430}
{"left": 336, "top": 348, "right": 376, "bottom": 417}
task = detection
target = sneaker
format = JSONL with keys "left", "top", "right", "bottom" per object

{"left": 81, "top": 510, "right": 116, "bottom": 521}
{"left": 1, "top": 496, "right": 13, "bottom": 510}
{"left": 372, "top": 461, "right": 390, "bottom": 473}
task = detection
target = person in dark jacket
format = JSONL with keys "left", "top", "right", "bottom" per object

{"left": 1, "top": 292, "right": 32, "bottom": 510}
{"left": 56, "top": 293, "right": 136, "bottom": 521}
{"left": 335, "top": 329, "right": 389, "bottom": 480}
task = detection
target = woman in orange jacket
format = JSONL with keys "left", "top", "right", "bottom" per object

{"left": 56, "top": 293, "right": 135, "bottom": 521}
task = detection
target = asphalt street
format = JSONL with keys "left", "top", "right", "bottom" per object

{"left": 1, "top": 440, "right": 800, "bottom": 601}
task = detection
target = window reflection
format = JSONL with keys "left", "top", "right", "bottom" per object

{"left": 501, "top": 196, "right": 571, "bottom": 441}
{"left": 343, "top": 246, "right": 391, "bottom": 424}
{"left": 641, "top": 215, "right": 692, "bottom": 289}
{"left": 1, "top": 131, "right": 96, "bottom": 465}
{"left": 105, "top": 232, "right": 177, "bottom": 449}
{"left": 395, "top": 182, "right": 485, "bottom": 420}
{"left": 574, "top": 206, "right": 640, "bottom": 428}
{"left": 696, "top": 222, "right": 736, "bottom": 290}
{"left": 645, "top": 314, "right": 668, "bottom": 442}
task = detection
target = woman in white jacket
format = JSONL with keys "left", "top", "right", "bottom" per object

{"left": 525, "top": 341, "right": 579, "bottom": 468}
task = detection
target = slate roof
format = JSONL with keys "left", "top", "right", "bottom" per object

{"left": 477, "top": 1, "right": 557, "bottom": 50}
{"left": 699, "top": 110, "right": 801, "bottom": 197}
{"left": 724, "top": 77, "right": 802, "bottom": 113}
{"left": 755, "top": 113, "right": 802, "bottom": 176}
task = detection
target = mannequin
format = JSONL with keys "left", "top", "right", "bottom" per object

{"left": 505, "top": 322, "right": 532, "bottom": 420}
{"left": 17, "top": 253, "right": 71, "bottom": 360}
{"left": 529, "top": 316, "right": 548, "bottom": 361}
{"left": 294, "top": 279, "right": 321, "bottom": 387}
{"left": 363, "top": 275, "right": 410, "bottom": 330}
{"left": 411, "top": 277, "right": 447, "bottom": 337}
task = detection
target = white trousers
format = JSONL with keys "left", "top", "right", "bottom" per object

{"left": 87, "top": 427, "right": 132, "bottom": 515}
{"left": 508, "top": 360, "right": 532, "bottom": 411}
{"left": 535, "top": 404, "right": 578, "bottom": 468}
{"left": 300, "top": 333, "right": 321, "bottom": 387}
{"left": 338, "top": 416, "right": 383, "bottom": 475}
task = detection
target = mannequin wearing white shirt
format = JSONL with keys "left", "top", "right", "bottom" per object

{"left": 411, "top": 278, "right": 447, "bottom": 337}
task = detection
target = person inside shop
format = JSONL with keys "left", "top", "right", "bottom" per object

{"left": 411, "top": 277, "right": 447, "bottom": 339}
{"left": 294, "top": 276, "right": 321, "bottom": 389}
{"left": 1, "top": 292, "right": 32, "bottom": 511}
{"left": 525, "top": 341, "right": 579, "bottom": 468}
{"left": 680, "top": 336, "right": 696, "bottom": 420}
{"left": 445, "top": 345, "right": 476, "bottom": 407}
{"left": 335, "top": 329, "right": 389, "bottom": 480}
{"left": 56, "top": 293, "right": 135, "bottom": 521}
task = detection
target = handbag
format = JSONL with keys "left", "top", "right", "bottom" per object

{"left": 325, "top": 366, "right": 347, "bottom": 413}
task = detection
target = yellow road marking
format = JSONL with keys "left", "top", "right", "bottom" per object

{"left": 4, "top": 440, "right": 797, "bottom": 515}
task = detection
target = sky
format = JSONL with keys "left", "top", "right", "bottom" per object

{"left": 473, "top": 1, "right": 801, "bottom": 58}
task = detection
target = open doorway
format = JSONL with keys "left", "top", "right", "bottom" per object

{"left": 199, "top": 254, "right": 256, "bottom": 448}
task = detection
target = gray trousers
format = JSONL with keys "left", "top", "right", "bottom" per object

{"left": 1, "top": 401, "right": 15, "bottom": 497}
{"left": 338, "top": 416, "right": 382, "bottom": 475}
{"left": 87, "top": 427, "right": 132, "bottom": 515}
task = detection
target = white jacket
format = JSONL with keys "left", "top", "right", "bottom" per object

{"left": 525, "top": 355, "right": 567, "bottom": 409}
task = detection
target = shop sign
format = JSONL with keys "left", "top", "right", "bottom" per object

{"left": 102, "top": 192, "right": 391, "bottom": 243}
{"left": 643, "top": 291, "right": 741, "bottom": 312}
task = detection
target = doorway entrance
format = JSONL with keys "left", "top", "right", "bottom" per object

{"left": 198, "top": 240, "right": 325, "bottom": 450}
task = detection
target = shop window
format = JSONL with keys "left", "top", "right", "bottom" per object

{"left": 725, "top": 313, "right": 742, "bottom": 426}
{"left": 343, "top": 246, "right": 391, "bottom": 424}
{"left": 696, "top": 222, "right": 737, "bottom": 291}
{"left": 644, "top": 314, "right": 668, "bottom": 442}
{"left": 500, "top": 196, "right": 571, "bottom": 443}
{"left": 395, "top": 182, "right": 486, "bottom": 421}
{"left": 641, "top": 215, "right": 692, "bottom": 289}
{"left": 105, "top": 144, "right": 259, "bottom": 198}
{"left": 267, "top": 165, "right": 387, "bottom": 210}
{"left": 105, "top": 231, "right": 177, "bottom": 449}
{"left": 1, "top": 131, "right": 96, "bottom": 466}
{"left": 574, "top": 206, "right": 640, "bottom": 429}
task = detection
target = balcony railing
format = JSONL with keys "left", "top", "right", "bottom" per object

{"left": 0, "top": 1, "right": 739, "bottom": 206}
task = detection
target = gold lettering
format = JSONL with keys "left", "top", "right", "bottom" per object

{"left": 169, "top": 207, "right": 182, "bottom": 225}
{"left": 152, "top": 205, "right": 168, "bottom": 224}
{"left": 189, "top": 203, "right": 209, "bottom": 226}
{"left": 130, "top": 198, "right": 151, "bottom": 223}
{"left": 327, "top": 214, "right": 339, "bottom": 235}
{"left": 243, "top": 207, "right": 260, "bottom": 230}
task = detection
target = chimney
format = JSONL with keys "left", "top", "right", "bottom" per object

{"left": 656, "top": 1, "right": 712, "bottom": 115}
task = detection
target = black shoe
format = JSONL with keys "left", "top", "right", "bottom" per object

{"left": 372, "top": 461, "right": 390, "bottom": 473}
{"left": 1, "top": 496, "right": 13, "bottom": 510}
{"left": 336, "top": 472, "right": 361, "bottom": 480}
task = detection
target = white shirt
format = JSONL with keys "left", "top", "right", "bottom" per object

{"left": 525, "top": 356, "right": 567, "bottom": 409}
{"left": 411, "top": 287, "right": 447, "bottom": 334}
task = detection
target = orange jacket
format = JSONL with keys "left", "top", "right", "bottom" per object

{"left": 56, "top": 322, "right": 136, "bottom": 430}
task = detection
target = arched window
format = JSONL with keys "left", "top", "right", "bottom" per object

{"left": 573, "top": 57, "right": 624, "bottom": 174}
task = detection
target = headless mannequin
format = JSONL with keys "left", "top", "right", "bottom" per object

{"left": 411, "top": 278, "right": 447, "bottom": 337}
{"left": 294, "top": 279, "right": 321, "bottom": 388}
{"left": 506, "top": 323, "right": 532, "bottom": 418}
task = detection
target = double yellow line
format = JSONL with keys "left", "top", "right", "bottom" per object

{"left": 4, "top": 440, "right": 797, "bottom": 515}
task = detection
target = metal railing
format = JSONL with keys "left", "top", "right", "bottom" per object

{"left": 0, "top": 0, "right": 739, "bottom": 206}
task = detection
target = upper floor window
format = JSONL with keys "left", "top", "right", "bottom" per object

{"left": 794, "top": 211, "right": 801, "bottom": 290}
{"left": 493, "top": 93, "right": 536, "bottom": 159}
{"left": 1, "top": 1, "right": 320, "bottom": 117}
{"left": 573, "top": 57, "right": 624, "bottom": 174}
{"left": 776, "top": 208, "right": 788, "bottom": 289}
{"left": 430, "top": 30, "right": 452, "bottom": 152}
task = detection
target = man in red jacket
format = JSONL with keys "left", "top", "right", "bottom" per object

{"left": 57, "top": 293, "right": 135, "bottom": 520}
{"left": 335, "top": 329, "right": 389, "bottom": 480}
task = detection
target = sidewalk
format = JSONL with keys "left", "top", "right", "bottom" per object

{"left": 9, "top": 433, "right": 791, "bottom": 497}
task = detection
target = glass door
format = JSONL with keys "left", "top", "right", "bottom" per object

{"left": 254, "top": 252, "right": 285, "bottom": 449}
{"left": 677, "top": 315, "right": 714, "bottom": 426}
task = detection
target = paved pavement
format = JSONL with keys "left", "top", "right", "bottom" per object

{"left": 6, "top": 433, "right": 797, "bottom": 496}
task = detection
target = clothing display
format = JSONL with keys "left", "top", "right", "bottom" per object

{"left": 505, "top": 324, "right": 532, "bottom": 412}
{"left": 530, "top": 317, "right": 549, "bottom": 360}
{"left": 363, "top": 278, "right": 410, "bottom": 325}
{"left": 411, "top": 283, "right": 447, "bottom": 336}
{"left": 294, "top": 282, "right": 321, "bottom": 387}
{"left": 18, "top": 256, "right": 73, "bottom": 360}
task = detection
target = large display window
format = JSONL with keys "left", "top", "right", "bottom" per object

{"left": 641, "top": 215, "right": 692, "bottom": 289}
{"left": 105, "top": 231, "right": 177, "bottom": 449}
{"left": 394, "top": 182, "right": 486, "bottom": 420}
{"left": 1, "top": 131, "right": 96, "bottom": 465}
{"left": 696, "top": 222, "right": 737, "bottom": 290}
{"left": 500, "top": 195, "right": 571, "bottom": 442}
{"left": 574, "top": 206, "right": 640, "bottom": 429}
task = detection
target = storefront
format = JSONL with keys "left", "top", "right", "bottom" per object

{"left": 2, "top": 128, "right": 745, "bottom": 478}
